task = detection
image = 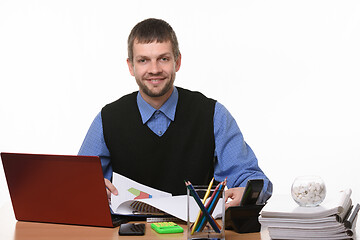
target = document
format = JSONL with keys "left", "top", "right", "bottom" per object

{"left": 259, "top": 189, "right": 357, "bottom": 240}
{"left": 110, "top": 173, "right": 223, "bottom": 222}
{"left": 260, "top": 189, "right": 352, "bottom": 220}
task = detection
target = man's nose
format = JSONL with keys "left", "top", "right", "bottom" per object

{"left": 149, "top": 61, "right": 162, "bottom": 74}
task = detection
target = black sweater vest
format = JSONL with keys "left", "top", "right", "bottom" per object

{"left": 101, "top": 87, "right": 216, "bottom": 195}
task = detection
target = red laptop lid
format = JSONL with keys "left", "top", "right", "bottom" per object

{"left": 1, "top": 152, "right": 114, "bottom": 227}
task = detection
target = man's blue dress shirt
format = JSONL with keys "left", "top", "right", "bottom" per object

{"left": 79, "top": 87, "right": 272, "bottom": 202}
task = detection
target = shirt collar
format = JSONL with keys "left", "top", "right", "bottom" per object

{"left": 137, "top": 86, "right": 178, "bottom": 124}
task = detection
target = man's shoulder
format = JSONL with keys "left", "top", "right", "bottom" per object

{"left": 176, "top": 87, "right": 216, "bottom": 103}
{"left": 102, "top": 91, "right": 138, "bottom": 110}
{"left": 175, "top": 87, "right": 217, "bottom": 118}
{"left": 101, "top": 91, "right": 139, "bottom": 118}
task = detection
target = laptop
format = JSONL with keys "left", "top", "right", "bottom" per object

{"left": 1, "top": 152, "right": 128, "bottom": 227}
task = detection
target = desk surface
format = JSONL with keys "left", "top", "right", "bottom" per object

{"left": 0, "top": 202, "right": 270, "bottom": 240}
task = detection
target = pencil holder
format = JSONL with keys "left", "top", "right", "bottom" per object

{"left": 187, "top": 185, "right": 225, "bottom": 240}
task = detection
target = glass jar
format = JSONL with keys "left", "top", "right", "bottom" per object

{"left": 291, "top": 176, "right": 326, "bottom": 207}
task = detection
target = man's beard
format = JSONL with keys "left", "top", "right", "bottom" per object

{"left": 136, "top": 74, "right": 175, "bottom": 98}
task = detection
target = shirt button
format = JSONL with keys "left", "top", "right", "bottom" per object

{"left": 154, "top": 111, "right": 160, "bottom": 119}
{"left": 158, "top": 131, "right": 163, "bottom": 136}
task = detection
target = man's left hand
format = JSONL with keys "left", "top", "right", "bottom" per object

{"left": 224, "top": 187, "right": 245, "bottom": 209}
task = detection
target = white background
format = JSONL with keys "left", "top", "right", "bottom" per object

{"left": 1, "top": 0, "right": 360, "bottom": 207}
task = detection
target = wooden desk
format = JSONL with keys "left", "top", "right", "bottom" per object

{"left": 0, "top": 202, "right": 270, "bottom": 240}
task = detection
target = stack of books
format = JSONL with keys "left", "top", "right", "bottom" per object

{"left": 259, "top": 189, "right": 359, "bottom": 240}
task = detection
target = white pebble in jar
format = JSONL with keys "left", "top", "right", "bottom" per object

{"left": 291, "top": 176, "right": 326, "bottom": 207}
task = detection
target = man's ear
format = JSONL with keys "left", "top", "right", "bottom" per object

{"left": 175, "top": 53, "right": 182, "bottom": 72}
{"left": 127, "top": 58, "right": 135, "bottom": 76}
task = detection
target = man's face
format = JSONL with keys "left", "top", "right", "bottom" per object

{"left": 127, "top": 40, "right": 181, "bottom": 99}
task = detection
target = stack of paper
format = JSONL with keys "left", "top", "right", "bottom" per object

{"left": 259, "top": 189, "right": 359, "bottom": 240}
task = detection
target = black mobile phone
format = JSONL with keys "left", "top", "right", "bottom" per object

{"left": 118, "top": 223, "right": 146, "bottom": 236}
{"left": 239, "top": 179, "right": 264, "bottom": 206}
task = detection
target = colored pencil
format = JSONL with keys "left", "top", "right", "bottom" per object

{"left": 196, "top": 178, "right": 227, "bottom": 232}
{"left": 197, "top": 181, "right": 225, "bottom": 231}
{"left": 185, "top": 181, "right": 221, "bottom": 233}
{"left": 191, "top": 177, "right": 214, "bottom": 234}
{"left": 193, "top": 182, "right": 221, "bottom": 232}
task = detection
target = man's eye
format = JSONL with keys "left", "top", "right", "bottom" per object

{"left": 138, "top": 59, "right": 146, "bottom": 63}
{"left": 160, "top": 57, "right": 169, "bottom": 61}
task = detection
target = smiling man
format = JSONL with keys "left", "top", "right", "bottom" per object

{"left": 127, "top": 40, "right": 180, "bottom": 109}
{"left": 79, "top": 18, "right": 272, "bottom": 208}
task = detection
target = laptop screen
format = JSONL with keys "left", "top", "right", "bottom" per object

{"left": 1, "top": 152, "right": 114, "bottom": 227}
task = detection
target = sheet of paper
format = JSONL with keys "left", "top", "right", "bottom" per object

{"left": 140, "top": 195, "right": 223, "bottom": 222}
{"left": 110, "top": 173, "right": 172, "bottom": 213}
{"left": 109, "top": 172, "right": 223, "bottom": 222}
{"left": 115, "top": 195, "right": 223, "bottom": 222}
{"left": 260, "top": 189, "right": 352, "bottom": 219}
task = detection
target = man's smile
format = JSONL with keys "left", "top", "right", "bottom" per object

{"left": 145, "top": 77, "right": 166, "bottom": 83}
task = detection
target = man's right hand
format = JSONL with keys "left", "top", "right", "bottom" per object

{"left": 104, "top": 178, "right": 118, "bottom": 203}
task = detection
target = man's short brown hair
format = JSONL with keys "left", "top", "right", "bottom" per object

{"left": 127, "top": 18, "right": 180, "bottom": 63}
